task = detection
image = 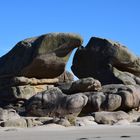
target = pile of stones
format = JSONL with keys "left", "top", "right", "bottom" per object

{"left": 0, "top": 33, "right": 140, "bottom": 128}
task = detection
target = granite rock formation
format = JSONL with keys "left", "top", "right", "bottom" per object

{"left": 81, "top": 84, "right": 140, "bottom": 114}
{"left": 71, "top": 37, "right": 140, "bottom": 85}
{"left": 0, "top": 76, "right": 57, "bottom": 110}
{"left": 0, "top": 33, "right": 82, "bottom": 111}
{"left": 26, "top": 87, "right": 88, "bottom": 119}
{"left": 0, "top": 33, "right": 83, "bottom": 79}
{"left": 0, "top": 34, "right": 140, "bottom": 128}
{"left": 58, "top": 77, "right": 101, "bottom": 94}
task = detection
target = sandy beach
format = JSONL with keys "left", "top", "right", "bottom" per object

{"left": 0, "top": 123, "right": 140, "bottom": 140}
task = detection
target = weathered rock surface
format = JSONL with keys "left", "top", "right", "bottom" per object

{"left": 81, "top": 92, "right": 122, "bottom": 114}
{"left": 93, "top": 111, "right": 130, "bottom": 125}
{"left": 0, "top": 32, "right": 82, "bottom": 111}
{"left": 0, "top": 34, "right": 140, "bottom": 128}
{"left": 0, "top": 118, "right": 27, "bottom": 128}
{"left": 114, "top": 119, "right": 130, "bottom": 125}
{"left": 7, "top": 116, "right": 53, "bottom": 127}
{"left": 0, "top": 33, "right": 83, "bottom": 79}
{"left": 75, "top": 116, "right": 97, "bottom": 126}
{"left": 0, "top": 115, "right": 69, "bottom": 128}
{"left": 0, "top": 76, "right": 58, "bottom": 88}
{"left": 0, "top": 108, "right": 20, "bottom": 121}
{"left": 112, "top": 67, "right": 140, "bottom": 85}
{"left": 0, "top": 76, "right": 56, "bottom": 110}
{"left": 128, "top": 110, "right": 140, "bottom": 122}
{"left": 26, "top": 87, "right": 88, "bottom": 119}
{"left": 72, "top": 37, "right": 140, "bottom": 85}
{"left": 102, "top": 84, "right": 140, "bottom": 110}
{"left": 70, "top": 77, "right": 101, "bottom": 92}
{"left": 0, "top": 84, "right": 54, "bottom": 102}
{"left": 81, "top": 84, "right": 140, "bottom": 114}
{"left": 58, "top": 77, "right": 101, "bottom": 94}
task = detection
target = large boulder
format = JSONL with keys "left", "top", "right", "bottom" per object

{"left": 71, "top": 37, "right": 140, "bottom": 85}
{"left": 93, "top": 111, "right": 130, "bottom": 125}
{"left": 69, "top": 77, "right": 101, "bottom": 93}
{"left": 0, "top": 33, "right": 83, "bottom": 79}
{"left": 0, "top": 118, "right": 27, "bottom": 128}
{"left": 102, "top": 84, "right": 140, "bottom": 110}
{"left": 81, "top": 84, "right": 140, "bottom": 114}
{"left": 58, "top": 77, "right": 101, "bottom": 94}
{"left": 0, "top": 117, "right": 44, "bottom": 128}
{"left": 26, "top": 87, "right": 88, "bottom": 120}
{"left": 81, "top": 92, "right": 122, "bottom": 114}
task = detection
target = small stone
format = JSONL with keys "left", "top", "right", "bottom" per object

{"left": 1, "top": 118, "right": 27, "bottom": 128}
{"left": 137, "top": 116, "right": 140, "bottom": 122}
{"left": 53, "top": 118, "right": 71, "bottom": 127}
{"left": 0, "top": 108, "right": 20, "bottom": 121}
{"left": 75, "top": 116, "right": 97, "bottom": 126}
{"left": 114, "top": 119, "right": 130, "bottom": 125}
{"left": 94, "top": 111, "right": 130, "bottom": 125}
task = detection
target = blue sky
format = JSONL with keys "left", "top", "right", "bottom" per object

{"left": 0, "top": 0, "right": 140, "bottom": 73}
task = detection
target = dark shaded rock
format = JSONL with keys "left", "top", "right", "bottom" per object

{"left": 93, "top": 111, "right": 130, "bottom": 124}
{"left": 137, "top": 116, "right": 140, "bottom": 122}
{"left": 104, "top": 94, "right": 122, "bottom": 111}
{"left": 81, "top": 84, "right": 140, "bottom": 114}
{"left": 71, "top": 37, "right": 140, "bottom": 85}
{"left": 58, "top": 77, "right": 101, "bottom": 94}
{"left": 81, "top": 92, "right": 122, "bottom": 114}
{"left": 57, "top": 82, "right": 73, "bottom": 94}
{"left": 0, "top": 33, "right": 83, "bottom": 79}
{"left": 21, "top": 53, "right": 65, "bottom": 78}
{"left": 82, "top": 92, "right": 106, "bottom": 113}
{"left": 26, "top": 87, "right": 88, "bottom": 120}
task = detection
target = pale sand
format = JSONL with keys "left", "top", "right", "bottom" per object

{"left": 0, "top": 123, "right": 140, "bottom": 140}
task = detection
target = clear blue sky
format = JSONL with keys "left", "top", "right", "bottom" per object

{"left": 0, "top": 0, "right": 140, "bottom": 73}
